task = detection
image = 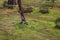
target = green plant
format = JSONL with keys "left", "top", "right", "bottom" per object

{"left": 16, "top": 23, "right": 27, "bottom": 29}
{"left": 55, "top": 18, "right": 60, "bottom": 28}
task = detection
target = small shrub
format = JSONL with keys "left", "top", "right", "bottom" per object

{"left": 3, "top": 1, "right": 14, "bottom": 9}
{"left": 39, "top": 4, "right": 49, "bottom": 14}
{"left": 23, "top": 7, "right": 33, "bottom": 13}
{"left": 3, "top": 1, "right": 8, "bottom": 8}
{"left": 40, "top": 8, "right": 49, "bottom": 14}
{"left": 55, "top": 18, "right": 60, "bottom": 29}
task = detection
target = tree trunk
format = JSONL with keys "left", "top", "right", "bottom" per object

{"left": 17, "top": 0, "right": 27, "bottom": 24}
{"left": 8, "top": 0, "right": 16, "bottom": 5}
{"left": 51, "top": 0, "right": 55, "bottom": 8}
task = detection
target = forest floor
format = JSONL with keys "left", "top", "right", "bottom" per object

{"left": 0, "top": 8, "right": 60, "bottom": 40}
{"left": 0, "top": 0, "right": 60, "bottom": 40}
{"left": 53, "top": 7, "right": 60, "bottom": 11}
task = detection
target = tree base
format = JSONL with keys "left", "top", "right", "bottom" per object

{"left": 20, "top": 21, "right": 28, "bottom": 25}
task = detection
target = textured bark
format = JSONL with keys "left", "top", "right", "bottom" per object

{"left": 17, "top": 0, "right": 27, "bottom": 24}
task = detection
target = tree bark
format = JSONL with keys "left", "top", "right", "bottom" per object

{"left": 8, "top": 0, "right": 16, "bottom": 5}
{"left": 17, "top": 0, "right": 27, "bottom": 24}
